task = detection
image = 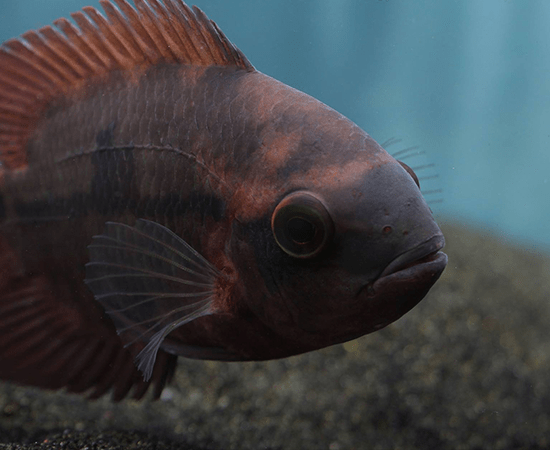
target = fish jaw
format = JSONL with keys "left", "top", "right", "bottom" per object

{"left": 288, "top": 240, "right": 447, "bottom": 347}
{"left": 267, "top": 235, "right": 448, "bottom": 350}
{"left": 300, "top": 243, "right": 448, "bottom": 348}
{"left": 360, "top": 234, "right": 448, "bottom": 331}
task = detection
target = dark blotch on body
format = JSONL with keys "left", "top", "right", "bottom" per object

{"left": 91, "top": 123, "right": 135, "bottom": 216}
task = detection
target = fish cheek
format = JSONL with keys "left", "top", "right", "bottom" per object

{"left": 232, "top": 213, "right": 375, "bottom": 344}
{"left": 231, "top": 217, "right": 302, "bottom": 328}
{"left": 331, "top": 228, "right": 394, "bottom": 280}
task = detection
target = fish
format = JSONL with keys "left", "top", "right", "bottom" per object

{"left": 0, "top": 0, "right": 447, "bottom": 400}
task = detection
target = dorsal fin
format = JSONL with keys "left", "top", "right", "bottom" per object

{"left": 0, "top": 0, "right": 254, "bottom": 170}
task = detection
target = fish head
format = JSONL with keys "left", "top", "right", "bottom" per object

{"left": 236, "top": 144, "right": 447, "bottom": 351}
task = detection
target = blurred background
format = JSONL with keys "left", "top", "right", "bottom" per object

{"left": 1, "top": 0, "right": 549, "bottom": 254}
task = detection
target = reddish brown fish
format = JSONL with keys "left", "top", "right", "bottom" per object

{"left": 0, "top": 0, "right": 447, "bottom": 400}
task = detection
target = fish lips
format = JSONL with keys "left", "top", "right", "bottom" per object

{"left": 360, "top": 234, "right": 448, "bottom": 328}
{"left": 378, "top": 234, "right": 447, "bottom": 280}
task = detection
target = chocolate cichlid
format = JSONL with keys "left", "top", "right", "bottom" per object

{"left": 0, "top": 0, "right": 447, "bottom": 400}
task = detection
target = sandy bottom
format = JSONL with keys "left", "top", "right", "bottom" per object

{"left": 1, "top": 222, "right": 549, "bottom": 450}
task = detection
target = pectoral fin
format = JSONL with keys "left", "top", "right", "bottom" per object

{"left": 85, "top": 219, "right": 220, "bottom": 381}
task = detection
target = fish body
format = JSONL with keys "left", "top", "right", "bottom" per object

{"left": 0, "top": 0, "right": 447, "bottom": 399}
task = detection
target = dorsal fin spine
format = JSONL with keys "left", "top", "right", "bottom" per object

{"left": 83, "top": 7, "right": 136, "bottom": 65}
{"left": 98, "top": 1, "right": 150, "bottom": 62}
{"left": 0, "top": 69, "right": 38, "bottom": 103}
{"left": 0, "top": 53, "right": 57, "bottom": 102}
{"left": 71, "top": 12, "right": 123, "bottom": 68}
{"left": 0, "top": 83, "right": 39, "bottom": 117}
{"left": 0, "top": 86, "right": 33, "bottom": 108}
{"left": 53, "top": 19, "right": 104, "bottom": 74}
{"left": 111, "top": 0, "right": 164, "bottom": 62}
{"left": 187, "top": 6, "right": 217, "bottom": 65}
{"left": 146, "top": 0, "right": 190, "bottom": 61}
{"left": 175, "top": 2, "right": 213, "bottom": 65}
{"left": 193, "top": 7, "right": 227, "bottom": 65}
{"left": 135, "top": 0, "right": 175, "bottom": 61}
{"left": 22, "top": 32, "right": 82, "bottom": 85}
{"left": 21, "top": 32, "right": 80, "bottom": 85}
{"left": 163, "top": 0, "right": 203, "bottom": 63}
{"left": 209, "top": 21, "right": 233, "bottom": 65}
{"left": 4, "top": 40, "right": 61, "bottom": 90}
{"left": 39, "top": 27, "right": 93, "bottom": 78}
{"left": 56, "top": 18, "right": 115, "bottom": 74}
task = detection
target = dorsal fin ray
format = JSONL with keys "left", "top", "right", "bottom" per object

{"left": 0, "top": 0, "right": 254, "bottom": 170}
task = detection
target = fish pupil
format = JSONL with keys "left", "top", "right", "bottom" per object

{"left": 287, "top": 217, "right": 316, "bottom": 244}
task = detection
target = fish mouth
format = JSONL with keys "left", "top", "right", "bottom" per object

{"left": 378, "top": 234, "right": 447, "bottom": 280}
{"left": 345, "top": 234, "right": 447, "bottom": 339}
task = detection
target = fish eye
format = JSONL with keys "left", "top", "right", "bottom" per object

{"left": 398, "top": 160, "right": 420, "bottom": 188}
{"left": 271, "top": 191, "right": 334, "bottom": 258}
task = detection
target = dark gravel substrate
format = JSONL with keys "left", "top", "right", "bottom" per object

{"left": 1, "top": 222, "right": 549, "bottom": 450}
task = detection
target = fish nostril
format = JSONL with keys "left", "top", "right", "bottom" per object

{"left": 382, "top": 226, "right": 392, "bottom": 235}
